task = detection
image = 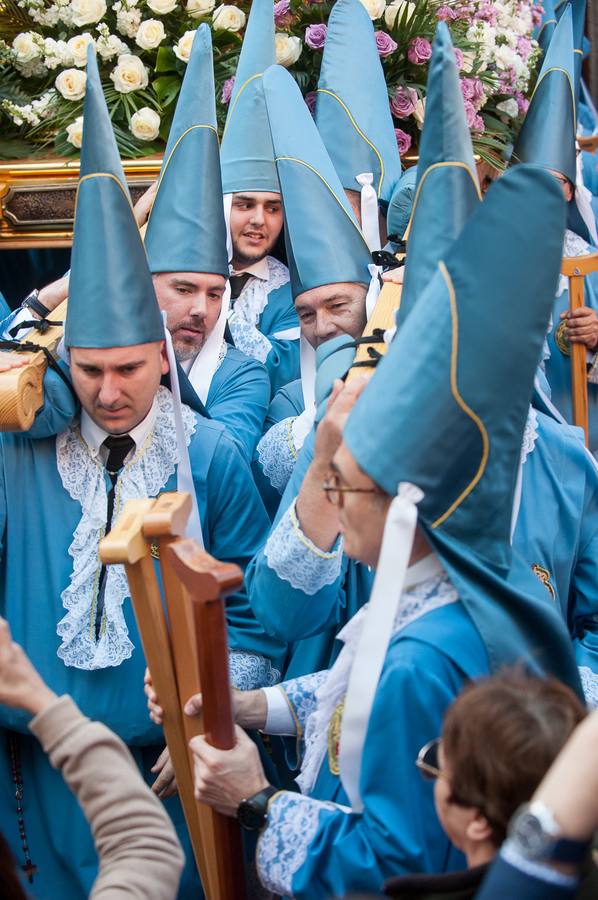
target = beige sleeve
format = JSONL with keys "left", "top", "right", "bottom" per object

{"left": 29, "top": 695, "right": 184, "bottom": 900}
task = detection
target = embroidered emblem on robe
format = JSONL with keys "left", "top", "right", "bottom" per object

{"left": 555, "top": 321, "right": 571, "bottom": 357}
{"left": 328, "top": 700, "right": 344, "bottom": 775}
{"left": 532, "top": 564, "right": 556, "bottom": 602}
{"left": 150, "top": 541, "right": 160, "bottom": 560}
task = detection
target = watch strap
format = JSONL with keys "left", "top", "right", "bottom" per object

{"left": 237, "top": 784, "right": 278, "bottom": 830}
{"left": 22, "top": 290, "right": 51, "bottom": 319}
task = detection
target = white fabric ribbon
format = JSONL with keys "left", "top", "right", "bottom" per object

{"left": 575, "top": 150, "right": 598, "bottom": 246}
{"left": 300, "top": 333, "right": 317, "bottom": 417}
{"left": 162, "top": 314, "right": 204, "bottom": 547}
{"left": 186, "top": 281, "right": 231, "bottom": 405}
{"left": 223, "top": 192, "right": 234, "bottom": 262}
{"left": 339, "top": 482, "right": 424, "bottom": 812}
{"left": 356, "top": 172, "right": 381, "bottom": 253}
{"left": 365, "top": 263, "right": 382, "bottom": 319}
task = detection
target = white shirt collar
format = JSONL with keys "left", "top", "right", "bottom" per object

{"left": 230, "top": 256, "right": 270, "bottom": 281}
{"left": 80, "top": 396, "right": 158, "bottom": 464}
{"left": 403, "top": 553, "right": 444, "bottom": 591}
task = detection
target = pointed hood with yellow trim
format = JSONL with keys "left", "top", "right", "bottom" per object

{"left": 145, "top": 25, "right": 228, "bottom": 277}
{"left": 66, "top": 46, "right": 163, "bottom": 348}
{"left": 343, "top": 166, "right": 580, "bottom": 688}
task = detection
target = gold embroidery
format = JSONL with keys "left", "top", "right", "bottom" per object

{"left": 150, "top": 541, "right": 160, "bottom": 560}
{"left": 532, "top": 564, "right": 557, "bottom": 602}
{"left": 555, "top": 321, "right": 571, "bottom": 357}
{"left": 328, "top": 700, "right": 345, "bottom": 775}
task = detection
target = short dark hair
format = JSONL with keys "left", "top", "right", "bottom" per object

{"left": 442, "top": 670, "right": 586, "bottom": 846}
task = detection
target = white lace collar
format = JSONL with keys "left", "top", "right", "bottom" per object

{"left": 520, "top": 406, "right": 539, "bottom": 467}
{"left": 557, "top": 230, "right": 592, "bottom": 297}
{"left": 230, "top": 256, "right": 290, "bottom": 326}
{"left": 181, "top": 339, "right": 228, "bottom": 378}
{"left": 55, "top": 386, "right": 196, "bottom": 671}
{"left": 296, "top": 569, "right": 458, "bottom": 795}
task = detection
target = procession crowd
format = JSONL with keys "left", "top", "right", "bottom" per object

{"left": 1, "top": 0, "right": 598, "bottom": 898}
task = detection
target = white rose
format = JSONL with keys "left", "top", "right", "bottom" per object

{"left": 12, "top": 32, "right": 41, "bottom": 64}
{"left": 67, "top": 32, "right": 95, "bottom": 67}
{"left": 146, "top": 0, "right": 177, "bottom": 14}
{"left": 174, "top": 29, "right": 196, "bottom": 62}
{"left": 212, "top": 4, "right": 246, "bottom": 31}
{"left": 274, "top": 33, "right": 302, "bottom": 67}
{"left": 110, "top": 53, "right": 149, "bottom": 92}
{"left": 71, "top": 0, "right": 106, "bottom": 26}
{"left": 384, "top": 0, "right": 414, "bottom": 28}
{"left": 496, "top": 98, "right": 519, "bottom": 118}
{"left": 135, "top": 18, "right": 165, "bottom": 49}
{"left": 55, "top": 68, "right": 87, "bottom": 100}
{"left": 66, "top": 115, "right": 84, "bottom": 148}
{"left": 186, "top": 0, "right": 215, "bottom": 17}
{"left": 358, "top": 0, "right": 386, "bottom": 21}
{"left": 130, "top": 106, "right": 160, "bottom": 140}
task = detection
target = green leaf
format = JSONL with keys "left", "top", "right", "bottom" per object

{"left": 153, "top": 74, "right": 181, "bottom": 108}
{"left": 155, "top": 46, "right": 178, "bottom": 73}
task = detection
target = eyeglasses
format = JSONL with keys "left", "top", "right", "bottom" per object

{"left": 322, "top": 470, "right": 381, "bottom": 508}
{"left": 416, "top": 738, "right": 443, "bottom": 781}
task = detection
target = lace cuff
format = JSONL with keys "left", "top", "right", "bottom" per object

{"left": 281, "top": 670, "right": 328, "bottom": 738}
{"left": 588, "top": 352, "right": 598, "bottom": 385}
{"left": 228, "top": 650, "right": 280, "bottom": 691}
{"left": 256, "top": 418, "right": 297, "bottom": 493}
{"left": 578, "top": 665, "right": 598, "bottom": 709}
{"left": 264, "top": 500, "right": 343, "bottom": 596}
{"left": 257, "top": 792, "right": 347, "bottom": 896}
{"left": 228, "top": 318, "right": 273, "bottom": 364}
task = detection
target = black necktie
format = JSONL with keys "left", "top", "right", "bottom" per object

{"left": 229, "top": 272, "right": 251, "bottom": 300}
{"left": 95, "top": 435, "right": 135, "bottom": 641}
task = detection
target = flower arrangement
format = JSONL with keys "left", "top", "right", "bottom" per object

{"left": 0, "top": 0, "right": 542, "bottom": 164}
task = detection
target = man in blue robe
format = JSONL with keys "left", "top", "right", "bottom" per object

{"left": 185, "top": 156, "right": 580, "bottom": 899}
{"left": 0, "top": 43, "right": 284, "bottom": 900}
{"left": 219, "top": 0, "right": 300, "bottom": 395}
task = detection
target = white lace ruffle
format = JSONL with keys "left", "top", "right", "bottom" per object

{"left": 264, "top": 499, "right": 343, "bottom": 596}
{"left": 228, "top": 650, "right": 280, "bottom": 690}
{"left": 228, "top": 318, "right": 273, "bottom": 363}
{"left": 55, "top": 387, "right": 196, "bottom": 670}
{"left": 257, "top": 791, "right": 344, "bottom": 896}
{"left": 557, "top": 230, "right": 591, "bottom": 296}
{"left": 280, "top": 670, "right": 329, "bottom": 737}
{"left": 296, "top": 573, "right": 458, "bottom": 795}
{"left": 231, "top": 256, "right": 290, "bottom": 326}
{"left": 578, "top": 665, "right": 598, "bottom": 709}
{"left": 256, "top": 417, "right": 298, "bottom": 493}
{"left": 520, "top": 406, "right": 539, "bottom": 467}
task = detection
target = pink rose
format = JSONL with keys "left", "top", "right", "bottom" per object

{"left": 517, "top": 36, "right": 532, "bottom": 61}
{"left": 460, "top": 77, "right": 475, "bottom": 101}
{"left": 304, "top": 90, "right": 317, "bottom": 116}
{"left": 463, "top": 98, "right": 477, "bottom": 128}
{"left": 274, "top": 0, "right": 292, "bottom": 26}
{"left": 305, "top": 23, "right": 327, "bottom": 49}
{"left": 408, "top": 37, "right": 432, "bottom": 65}
{"left": 436, "top": 5, "right": 457, "bottom": 20}
{"left": 453, "top": 47, "right": 464, "bottom": 70}
{"left": 474, "top": 2, "right": 497, "bottom": 24}
{"left": 375, "top": 31, "right": 397, "bottom": 57}
{"left": 395, "top": 128, "right": 412, "bottom": 155}
{"left": 390, "top": 85, "right": 418, "bottom": 119}
{"left": 220, "top": 75, "right": 235, "bottom": 104}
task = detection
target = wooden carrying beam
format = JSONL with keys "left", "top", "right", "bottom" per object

{"left": 98, "top": 499, "right": 215, "bottom": 896}
{"left": 0, "top": 299, "right": 66, "bottom": 431}
{"left": 561, "top": 252, "right": 598, "bottom": 445}
{"left": 165, "top": 536, "right": 247, "bottom": 900}
{"left": 345, "top": 276, "right": 403, "bottom": 384}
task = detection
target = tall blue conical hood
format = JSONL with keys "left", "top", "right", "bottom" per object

{"left": 315, "top": 0, "right": 401, "bottom": 204}
{"left": 344, "top": 165, "right": 577, "bottom": 686}
{"left": 399, "top": 22, "right": 480, "bottom": 325}
{"left": 513, "top": 5, "right": 576, "bottom": 185}
{"left": 145, "top": 25, "right": 228, "bottom": 277}
{"left": 262, "top": 64, "right": 372, "bottom": 298}
{"left": 220, "top": 0, "right": 278, "bottom": 194}
{"left": 386, "top": 166, "right": 417, "bottom": 240}
{"left": 556, "top": 0, "right": 585, "bottom": 95}
{"left": 66, "top": 47, "right": 163, "bottom": 348}
{"left": 535, "top": 0, "right": 557, "bottom": 54}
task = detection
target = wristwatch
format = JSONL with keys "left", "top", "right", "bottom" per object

{"left": 237, "top": 785, "right": 278, "bottom": 831}
{"left": 22, "top": 289, "right": 51, "bottom": 320}
{"left": 508, "top": 801, "right": 589, "bottom": 864}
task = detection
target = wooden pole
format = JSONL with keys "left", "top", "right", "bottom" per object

{"left": 99, "top": 500, "right": 212, "bottom": 895}
{"left": 166, "top": 538, "right": 247, "bottom": 900}
{"left": 345, "top": 277, "right": 403, "bottom": 384}
{"left": 561, "top": 252, "right": 598, "bottom": 446}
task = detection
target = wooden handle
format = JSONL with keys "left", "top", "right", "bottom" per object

{"left": 345, "top": 279, "right": 403, "bottom": 384}
{"left": 577, "top": 135, "right": 598, "bottom": 153}
{"left": 560, "top": 255, "right": 598, "bottom": 447}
